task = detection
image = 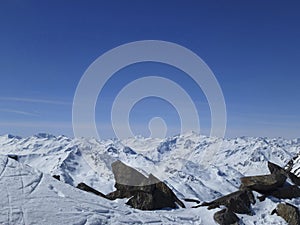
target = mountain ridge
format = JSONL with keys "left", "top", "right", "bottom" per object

{"left": 0, "top": 133, "right": 300, "bottom": 224}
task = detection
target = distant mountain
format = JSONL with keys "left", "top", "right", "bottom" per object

{"left": 0, "top": 133, "right": 299, "bottom": 224}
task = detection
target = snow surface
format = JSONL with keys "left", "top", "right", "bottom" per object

{"left": 0, "top": 132, "right": 300, "bottom": 224}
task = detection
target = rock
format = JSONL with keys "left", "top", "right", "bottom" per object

{"left": 285, "top": 154, "right": 300, "bottom": 186}
{"left": 106, "top": 189, "right": 130, "bottom": 200}
{"left": 271, "top": 203, "right": 300, "bottom": 225}
{"left": 147, "top": 174, "right": 185, "bottom": 209}
{"left": 268, "top": 161, "right": 287, "bottom": 175}
{"left": 288, "top": 172, "right": 300, "bottom": 186}
{"left": 183, "top": 198, "right": 201, "bottom": 204}
{"left": 200, "top": 189, "right": 255, "bottom": 215}
{"left": 7, "top": 154, "right": 18, "bottom": 161}
{"left": 108, "top": 160, "right": 185, "bottom": 210}
{"left": 106, "top": 160, "right": 154, "bottom": 200}
{"left": 213, "top": 208, "right": 240, "bottom": 225}
{"left": 258, "top": 185, "right": 300, "bottom": 201}
{"left": 76, "top": 182, "right": 108, "bottom": 199}
{"left": 240, "top": 173, "right": 286, "bottom": 193}
{"left": 111, "top": 160, "right": 149, "bottom": 188}
{"left": 126, "top": 192, "right": 155, "bottom": 210}
{"left": 125, "top": 179, "right": 185, "bottom": 211}
{"left": 52, "top": 175, "right": 60, "bottom": 181}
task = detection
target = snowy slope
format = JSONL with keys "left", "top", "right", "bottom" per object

{"left": 0, "top": 133, "right": 300, "bottom": 224}
{"left": 0, "top": 155, "right": 218, "bottom": 225}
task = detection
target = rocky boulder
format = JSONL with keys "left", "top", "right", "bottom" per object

{"left": 106, "top": 160, "right": 153, "bottom": 200}
{"left": 200, "top": 189, "right": 255, "bottom": 215}
{"left": 268, "top": 161, "right": 287, "bottom": 175}
{"left": 107, "top": 160, "right": 185, "bottom": 210}
{"left": 111, "top": 160, "right": 150, "bottom": 192}
{"left": 240, "top": 173, "right": 286, "bottom": 193}
{"left": 213, "top": 208, "right": 240, "bottom": 225}
{"left": 52, "top": 175, "right": 60, "bottom": 181}
{"left": 258, "top": 185, "right": 300, "bottom": 201}
{"left": 271, "top": 203, "right": 300, "bottom": 225}
{"left": 288, "top": 172, "right": 300, "bottom": 186}
{"left": 7, "top": 154, "right": 18, "bottom": 161}
{"left": 285, "top": 154, "right": 300, "bottom": 186}
{"left": 77, "top": 182, "right": 108, "bottom": 199}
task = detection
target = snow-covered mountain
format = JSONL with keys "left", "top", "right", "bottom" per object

{"left": 0, "top": 132, "right": 300, "bottom": 224}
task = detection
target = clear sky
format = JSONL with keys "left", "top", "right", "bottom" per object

{"left": 0, "top": 0, "right": 299, "bottom": 138}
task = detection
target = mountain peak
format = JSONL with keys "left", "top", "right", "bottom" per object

{"left": 34, "top": 133, "right": 56, "bottom": 139}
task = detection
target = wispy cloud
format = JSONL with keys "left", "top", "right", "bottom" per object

{"left": 0, "top": 121, "right": 72, "bottom": 128}
{"left": 0, "top": 97, "right": 71, "bottom": 105}
{"left": 0, "top": 109, "right": 39, "bottom": 117}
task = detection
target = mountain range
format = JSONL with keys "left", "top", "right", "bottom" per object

{"left": 0, "top": 132, "right": 300, "bottom": 224}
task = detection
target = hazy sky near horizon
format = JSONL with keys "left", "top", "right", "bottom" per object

{"left": 0, "top": 0, "right": 299, "bottom": 138}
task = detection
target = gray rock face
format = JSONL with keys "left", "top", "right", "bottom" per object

{"left": 288, "top": 172, "right": 300, "bottom": 186}
{"left": 258, "top": 185, "right": 300, "bottom": 201}
{"left": 213, "top": 208, "right": 240, "bottom": 225}
{"left": 285, "top": 154, "right": 300, "bottom": 185}
{"left": 76, "top": 182, "right": 108, "bottom": 199}
{"left": 201, "top": 189, "right": 255, "bottom": 215}
{"left": 107, "top": 160, "right": 154, "bottom": 199}
{"left": 271, "top": 203, "right": 300, "bottom": 225}
{"left": 7, "top": 154, "right": 18, "bottom": 161}
{"left": 52, "top": 175, "right": 60, "bottom": 181}
{"left": 268, "top": 161, "right": 287, "bottom": 175}
{"left": 240, "top": 173, "right": 286, "bottom": 193}
{"left": 75, "top": 161, "right": 185, "bottom": 211}
{"left": 107, "top": 160, "right": 185, "bottom": 210}
{"left": 111, "top": 160, "right": 149, "bottom": 188}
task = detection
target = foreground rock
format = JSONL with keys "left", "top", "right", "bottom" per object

{"left": 52, "top": 175, "right": 60, "bottom": 181}
{"left": 271, "top": 203, "right": 300, "bottom": 225}
{"left": 107, "top": 160, "right": 185, "bottom": 210}
{"left": 288, "top": 172, "right": 300, "bottom": 186}
{"left": 213, "top": 208, "right": 240, "bottom": 225}
{"left": 7, "top": 154, "right": 18, "bottom": 161}
{"left": 240, "top": 173, "right": 286, "bottom": 193}
{"left": 285, "top": 155, "right": 300, "bottom": 185}
{"left": 200, "top": 189, "right": 255, "bottom": 215}
{"left": 106, "top": 160, "right": 151, "bottom": 199}
{"left": 268, "top": 161, "right": 287, "bottom": 175}
{"left": 77, "top": 182, "right": 108, "bottom": 199}
{"left": 258, "top": 185, "right": 300, "bottom": 201}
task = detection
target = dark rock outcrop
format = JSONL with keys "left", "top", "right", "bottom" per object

{"left": 7, "top": 154, "right": 18, "bottom": 161}
{"left": 240, "top": 173, "right": 286, "bottom": 193}
{"left": 52, "top": 175, "right": 60, "bottom": 181}
{"left": 107, "top": 160, "right": 185, "bottom": 210}
{"left": 183, "top": 198, "right": 201, "bottom": 204}
{"left": 146, "top": 174, "right": 185, "bottom": 209}
{"left": 258, "top": 185, "right": 300, "bottom": 201}
{"left": 111, "top": 160, "right": 150, "bottom": 189}
{"left": 268, "top": 161, "right": 287, "bottom": 175}
{"left": 126, "top": 191, "right": 155, "bottom": 210}
{"left": 285, "top": 155, "right": 300, "bottom": 186}
{"left": 106, "top": 160, "right": 151, "bottom": 199}
{"left": 271, "top": 203, "right": 300, "bottom": 225}
{"left": 200, "top": 189, "right": 255, "bottom": 215}
{"left": 76, "top": 182, "right": 108, "bottom": 199}
{"left": 288, "top": 172, "right": 300, "bottom": 186}
{"left": 213, "top": 208, "right": 240, "bottom": 225}
{"left": 269, "top": 160, "right": 300, "bottom": 186}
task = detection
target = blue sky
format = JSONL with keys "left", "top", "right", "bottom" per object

{"left": 0, "top": 0, "right": 299, "bottom": 138}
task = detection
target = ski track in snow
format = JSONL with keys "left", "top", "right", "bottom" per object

{"left": 0, "top": 133, "right": 299, "bottom": 224}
